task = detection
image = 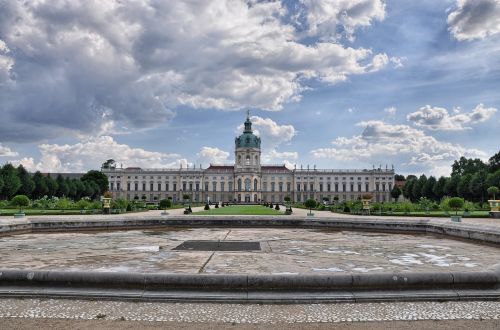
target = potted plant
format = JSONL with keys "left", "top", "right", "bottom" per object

{"left": 448, "top": 197, "right": 464, "bottom": 222}
{"left": 361, "top": 193, "right": 372, "bottom": 215}
{"left": 11, "top": 195, "right": 30, "bottom": 218}
{"left": 305, "top": 198, "right": 316, "bottom": 216}
{"left": 487, "top": 186, "right": 500, "bottom": 218}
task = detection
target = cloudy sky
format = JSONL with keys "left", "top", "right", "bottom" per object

{"left": 0, "top": 0, "right": 499, "bottom": 177}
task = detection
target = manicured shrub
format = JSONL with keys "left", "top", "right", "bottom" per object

{"left": 215, "top": 203, "right": 219, "bottom": 208}
{"left": 204, "top": 203, "right": 210, "bottom": 210}
{"left": 275, "top": 204, "right": 280, "bottom": 210}
{"left": 10, "top": 195, "right": 30, "bottom": 213}
{"left": 269, "top": 203, "right": 273, "bottom": 208}
{"left": 343, "top": 205, "right": 350, "bottom": 213}
{"left": 304, "top": 198, "right": 317, "bottom": 213}
{"left": 448, "top": 197, "right": 465, "bottom": 215}
{"left": 159, "top": 199, "right": 172, "bottom": 209}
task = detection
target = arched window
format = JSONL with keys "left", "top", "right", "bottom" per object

{"left": 244, "top": 178, "right": 251, "bottom": 191}
{"left": 245, "top": 155, "right": 250, "bottom": 165}
{"left": 254, "top": 179, "right": 258, "bottom": 191}
{"left": 238, "top": 179, "right": 242, "bottom": 191}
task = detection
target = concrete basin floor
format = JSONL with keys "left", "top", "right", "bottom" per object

{"left": 0, "top": 228, "right": 498, "bottom": 274}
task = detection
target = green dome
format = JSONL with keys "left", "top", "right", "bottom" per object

{"left": 235, "top": 114, "right": 261, "bottom": 149}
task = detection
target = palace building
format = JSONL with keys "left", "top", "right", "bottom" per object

{"left": 102, "top": 114, "right": 395, "bottom": 203}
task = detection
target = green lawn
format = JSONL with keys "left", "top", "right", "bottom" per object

{"left": 193, "top": 205, "right": 283, "bottom": 215}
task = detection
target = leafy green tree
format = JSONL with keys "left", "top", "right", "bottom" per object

{"left": 411, "top": 175, "right": 426, "bottom": 202}
{"left": 55, "top": 174, "right": 69, "bottom": 197}
{"left": 451, "top": 157, "right": 487, "bottom": 176}
{"left": 32, "top": 171, "right": 48, "bottom": 199}
{"left": 390, "top": 186, "right": 402, "bottom": 202}
{"left": 486, "top": 169, "right": 500, "bottom": 190}
{"left": 159, "top": 199, "right": 172, "bottom": 209}
{"left": 422, "top": 176, "right": 436, "bottom": 200}
{"left": 447, "top": 197, "right": 464, "bottom": 215}
{"left": 83, "top": 181, "right": 96, "bottom": 199}
{"left": 457, "top": 174, "right": 472, "bottom": 200}
{"left": 469, "top": 170, "right": 488, "bottom": 204}
{"left": 304, "top": 198, "right": 317, "bottom": 214}
{"left": 81, "top": 170, "right": 109, "bottom": 195}
{"left": 73, "top": 179, "right": 86, "bottom": 200}
{"left": 488, "top": 151, "right": 500, "bottom": 173}
{"left": 0, "top": 176, "right": 4, "bottom": 196}
{"left": 10, "top": 195, "right": 30, "bottom": 213}
{"left": 45, "top": 175, "right": 58, "bottom": 198}
{"left": 0, "top": 164, "right": 21, "bottom": 199}
{"left": 403, "top": 178, "right": 415, "bottom": 200}
{"left": 444, "top": 175, "right": 460, "bottom": 197}
{"left": 16, "top": 165, "right": 35, "bottom": 197}
{"left": 406, "top": 175, "right": 417, "bottom": 181}
{"left": 66, "top": 178, "right": 77, "bottom": 199}
{"left": 394, "top": 174, "right": 405, "bottom": 181}
{"left": 433, "top": 177, "right": 448, "bottom": 200}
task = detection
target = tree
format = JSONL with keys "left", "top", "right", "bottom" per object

{"left": 32, "top": 171, "right": 48, "bottom": 199}
{"left": 469, "top": 170, "right": 488, "bottom": 204}
{"left": 486, "top": 169, "right": 500, "bottom": 190}
{"left": 457, "top": 174, "right": 472, "bottom": 200}
{"left": 0, "top": 164, "right": 21, "bottom": 200}
{"left": 422, "top": 176, "right": 436, "bottom": 201}
{"left": 451, "top": 157, "right": 487, "bottom": 176}
{"left": 394, "top": 174, "right": 405, "bottom": 181}
{"left": 81, "top": 170, "right": 109, "bottom": 195}
{"left": 55, "top": 174, "right": 69, "bottom": 197}
{"left": 73, "top": 179, "right": 86, "bottom": 200}
{"left": 16, "top": 165, "right": 35, "bottom": 197}
{"left": 447, "top": 197, "right": 464, "bottom": 215}
{"left": 390, "top": 186, "right": 402, "bottom": 202}
{"left": 159, "top": 199, "right": 172, "bottom": 209}
{"left": 11, "top": 195, "right": 30, "bottom": 213}
{"left": 444, "top": 175, "right": 460, "bottom": 197}
{"left": 83, "top": 181, "right": 96, "bottom": 199}
{"left": 487, "top": 186, "right": 499, "bottom": 200}
{"left": 432, "top": 177, "right": 448, "bottom": 201}
{"left": 0, "top": 176, "right": 3, "bottom": 196}
{"left": 66, "top": 178, "right": 77, "bottom": 199}
{"left": 403, "top": 178, "right": 415, "bottom": 200}
{"left": 304, "top": 198, "right": 316, "bottom": 214}
{"left": 406, "top": 175, "right": 417, "bottom": 181}
{"left": 45, "top": 175, "right": 58, "bottom": 198}
{"left": 411, "top": 175, "right": 426, "bottom": 202}
{"left": 488, "top": 151, "right": 500, "bottom": 173}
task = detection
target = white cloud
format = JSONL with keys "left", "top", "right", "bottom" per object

{"left": 13, "top": 136, "right": 188, "bottom": 172}
{"left": 310, "top": 120, "right": 487, "bottom": 174}
{"left": 301, "top": 0, "right": 386, "bottom": 41}
{"left": 237, "top": 116, "right": 296, "bottom": 150}
{"left": 0, "top": 0, "right": 390, "bottom": 142}
{"left": 384, "top": 106, "right": 397, "bottom": 116}
{"left": 448, "top": 0, "right": 500, "bottom": 41}
{"left": 406, "top": 103, "right": 497, "bottom": 130}
{"left": 197, "top": 147, "right": 230, "bottom": 165}
{"left": 0, "top": 143, "right": 18, "bottom": 157}
{"left": 0, "top": 39, "right": 14, "bottom": 86}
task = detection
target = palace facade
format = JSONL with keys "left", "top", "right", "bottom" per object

{"left": 102, "top": 115, "right": 395, "bottom": 203}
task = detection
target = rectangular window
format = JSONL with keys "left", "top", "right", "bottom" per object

{"left": 335, "top": 183, "right": 338, "bottom": 192}
{"left": 117, "top": 182, "right": 121, "bottom": 191}
{"left": 303, "top": 183, "right": 307, "bottom": 192}
{"left": 382, "top": 183, "right": 386, "bottom": 191}
{"left": 134, "top": 183, "right": 138, "bottom": 191}
{"left": 173, "top": 183, "right": 177, "bottom": 191}
{"left": 196, "top": 183, "right": 199, "bottom": 191}
{"left": 150, "top": 183, "right": 154, "bottom": 191}
{"left": 327, "top": 184, "right": 331, "bottom": 192}
{"left": 228, "top": 182, "right": 233, "bottom": 191}
{"left": 279, "top": 183, "right": 283, "bottom": 192}
{"left": 110, "top": 182, "right": 114, "bottom": 190}
{"left": 310, "top": 183, "right": 314, "bottom": 192}
{"left": 212, "top": 182, "right": 217, "bottom": 192}
{"left": 142, "top": 183, "right": 146, "bottom": 191}
{"left": 376, "top": 183, "right": 380, "bottom": 191}
{"left": 271, "top": 182, "right": 275, "bottom": 192}
{"left": 342, "top": 183, "right": 346, "bottom": 192}
{"left": 366, "top": 183, "right": 369, "bottom": 192}
{"left": 358, "top": 184, "right": 361, "bottom": 192}
{"left": 350, "top": 184, "right": 354, "bottom": 192}
{"left": 166, "top": 183, "right": 169, "bottom": 191}
{"left": 287, "top": 182, "right": 291, "bottom": 192}
{"left": 183, "top": 182, "right": 187, "bottom": 191}
{"left": 189, "top": 183, "right": 193, "bottom": 191}
{"left": 158, "top": 183, "right": 161, "bottom": 191}
{"left": 221, "top": 182, "right": 225, "bottom": 192}
{"left": 319, "top": 183, "right": 323, "bottom": 192}
{"left": 205, "top": 183, "right": 209, "bottom": 191}
{"left": 297, "top": 184, "right": 301, "bottom": 192}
